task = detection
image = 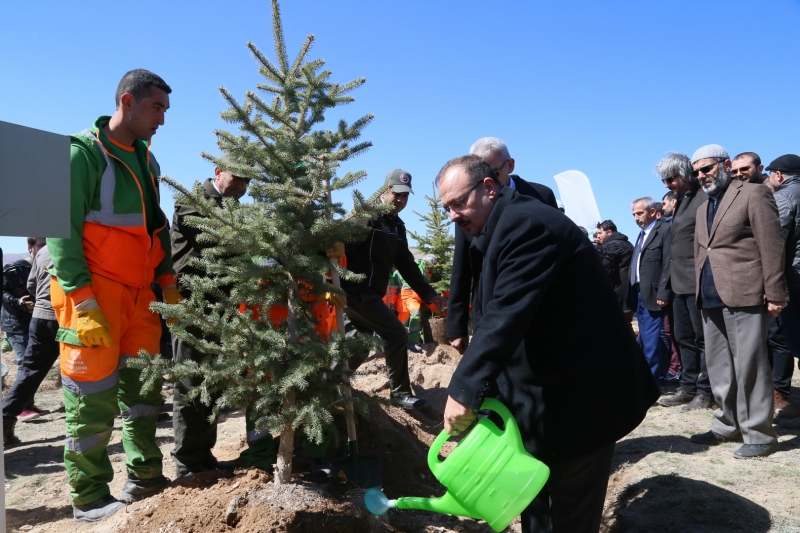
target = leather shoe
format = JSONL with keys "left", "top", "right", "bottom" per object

{"left": 658, "top": 389, "right": 694, "bottom": 407}
{"left": 775, "top": 403, "right": 800, "bottom": 420}
{"left": 119, "top": 474, "right": 169, "bottom": 502}
{"left": 395, "top": 395, "right": 427, "bottom": 410}
{"left": 682, "top": 392, "right": 715, "bottom": 411}
{"left": 733, "top": 441, "right": 779, "bottom": 459}
{"left": 73, "top": 495, "right": 124, "bottom": 523}
{"left": 773, "top": 390, "right": 790, "bottom": 418}
{"left": 690, "top": 430, "right": 741, "bottom": 445}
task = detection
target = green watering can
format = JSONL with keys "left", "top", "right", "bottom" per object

{"left": 364, "top": 398, "right": 550, "bottom": 532}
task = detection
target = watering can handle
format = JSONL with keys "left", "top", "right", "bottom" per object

{"left": 427, "top": 397, "right": 520, "bottom": 477}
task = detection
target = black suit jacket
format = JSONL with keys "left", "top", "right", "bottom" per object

{"left": 630, "top": 218, "right": 673, "bottom": 312}
{"left": 447, "top": 188, "right": 659, "bottom": 463}
{"left": 446, "top": 175, "right": 558, "bottom": 338}
{"left": 661, "top": 184, "right": 708, "bottom": 296}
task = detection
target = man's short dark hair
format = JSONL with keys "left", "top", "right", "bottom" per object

{"left": 26, "top": 237, "right": 38, "bottom": 246}
{"left": 115, "top": 69, "right": 172, "bottom": 107}
{"left": 663, "top": 191, "right": 677, "bottom": 202}
{"left": 733, "top": 151, "right": 761, "bottom": 166}
{"left": 435, "top": 154, "right": 495, "bottom": 188}
{"left": 596, "top": 220, "right": 617, "bottom": 232}
{"left": 654, "top": 202, "right": 664, "bottom": 215}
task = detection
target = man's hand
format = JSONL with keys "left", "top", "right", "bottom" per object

{"left": 20, "top": 295, "right": 34, "bottom": 312}
{"left": 449, "top": 337, "right": 469, "bottom": 354}
{"left": 323, "top": 291, "right": 347, "bottom": 309}
{"left": 444, "top": 395, "right": 477, "bottom": 436}
{"left": 429, "top": 295, "right": 448, "bottom": 312}
{"left": 74, "top": 300, "right": 113, "bottom": 348}
{"left": 767, "top": 300, "right": 788, "bottom": 317}
{"left": 656, "top": 299, "right": 668, "bottom": 307}
{"left": 326, "top": 242, "right": 345, "bottom": 260}
{"left": 162, "top": 285, "right": 185, "bottom": 324}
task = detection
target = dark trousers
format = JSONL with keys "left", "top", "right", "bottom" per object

{"left": 635, "top": 287, "right": 666, "bottom": 384}
{"left": 768, "top": 314, "right": 794, "bottom": 397}
{"left": 2, "top": 318, "right": 59, "bottom": 419}
{"left": 779, "top": 294, "right": 800, "bottom": 373}
{"left": 672, "top": 293, "right": 711, "bottom": 395}
{"left": 171, "top": 332, "right": 222, "bottom": 474}
{"left": 663, "top": 307, "right": 682, "bottom": 374}
{"left": 522, "top": 443, "right": 615, "bottom": 533}
{"left": 344, "top": 291, "right": 412, "bottom": 398}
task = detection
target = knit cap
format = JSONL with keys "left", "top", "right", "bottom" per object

{"left": 691, "top": 144, "right": 729, "bottom": 164}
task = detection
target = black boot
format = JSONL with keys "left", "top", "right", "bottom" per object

{"left": 119, "top": 474, "right": 169, "bottom": 502}
{"left": 3, "top": 417, "right": 20, "bottom": 446}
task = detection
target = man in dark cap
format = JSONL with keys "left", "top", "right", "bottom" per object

{"left": 342, "top": 170, "right": 447, "bottom": 409}
{"left": 766, "top": 154, "right": 800, "bottom": 428}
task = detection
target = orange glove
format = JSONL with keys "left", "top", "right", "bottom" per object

{"left": 74, "top": 298, "right": 113, "bottom": 347}
{"left": 325, "top": 242, "right": 345, "bottom": 260}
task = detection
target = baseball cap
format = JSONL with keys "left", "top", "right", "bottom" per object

{"left": 765, "top": 154, "right": 800, "bottom": 174}
{"left": 385, "top": 169, "right": 413, "bottom": 194}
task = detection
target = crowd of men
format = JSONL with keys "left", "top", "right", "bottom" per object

{"left": 592, "top": 148, "right": 800, "bottom": 456}
{"left": 2, "top": 67, "right": 799, "bottom": 533}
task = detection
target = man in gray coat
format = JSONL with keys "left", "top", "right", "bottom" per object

{"left": 688, "top": 144, "right": 788, "bottom": 458}
{"left": 767, "top": 154, "right": 800, "bottom": 427}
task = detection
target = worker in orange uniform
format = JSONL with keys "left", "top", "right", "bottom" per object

{"left": 47, "top": 70, "right": 181, "bottom": 523}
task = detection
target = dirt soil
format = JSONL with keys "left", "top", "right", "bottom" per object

{"left": 3, "top": 343, "right": 800, "bottom": 533}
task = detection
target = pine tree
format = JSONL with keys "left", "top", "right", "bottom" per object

{"left": 130, "top": 0, "right": 388, "bottom": 484}
{"left": 408, "top": 184, "right": 454, "bottom": 293}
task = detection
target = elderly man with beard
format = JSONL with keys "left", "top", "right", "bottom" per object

{"left": 438, "top": 155, "right": 658, "bottom": 532}
{"left": 688, "top": 144, "right": 788, "bottom": 458}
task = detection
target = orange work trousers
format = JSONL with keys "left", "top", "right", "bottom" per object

{"left": 51, "top": 274, "right": 161, "bottom": 383}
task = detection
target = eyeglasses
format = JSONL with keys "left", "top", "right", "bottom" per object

{"left": 492, "top": 159, "right": 510, "bottom": 175}
{"left": 662, "top": 175, "right": 682, "bottom": 184}
{"left": 691, "top": 160, "right": 722, "bottom": 178}
{"left": 442, "top": 180, "right": 484, "bottom": 215}
{"left": 731, "top": 165, "right": 752, "bottom": 176}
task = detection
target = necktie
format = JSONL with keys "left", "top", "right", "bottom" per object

{"left": 630, "top": 229, "right": 646, "bottom": 285}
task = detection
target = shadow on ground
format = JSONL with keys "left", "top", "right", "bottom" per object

{"left": 605, "top": 474, "right": 771, "bottom": 533}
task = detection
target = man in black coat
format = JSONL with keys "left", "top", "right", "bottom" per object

{"left": 656, "top": 153, "right": 714, "bottom": 410}
{"left": 628, "top": 198, "right": 673, "bottom": 385}
{"left": 594, "top": 220, "right": 634, "bottom": 318}
{"left": 438, "top": 155, "right": 659, "bottom": 533}
{"left": 446, "top": 137, "right": 558, "bottom": 354}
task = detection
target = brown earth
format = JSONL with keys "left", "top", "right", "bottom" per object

{"left": 3, "top": 342, "right": 800, "bottom": 533}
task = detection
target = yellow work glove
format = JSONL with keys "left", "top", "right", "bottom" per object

{"left": 325, "top": 242, "right": 345, "bottom": 260}
{"left": 74, "top": 298, "right": 112, "bottom": 347}
{"left": 323, "top": 291, "right": 347, "bottom": 309}
{"left": 162, "top": 285, "right": 184, "bottom": 324}
{"left": 163, "top": 285, "right": 184, "bottom": 305}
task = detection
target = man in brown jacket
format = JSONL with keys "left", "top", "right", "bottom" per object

{"left": 688, "top": 144, "right": 788, "bottom": 459}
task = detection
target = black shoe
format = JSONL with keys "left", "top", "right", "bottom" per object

{"left": 734, "top": 441, "right": 780, "bottom": 459}
{"left": 306, "top": 456, "right": 332, "bottom": 476}
{"left": 73, "top": 495, "right": 124, "bottom": 523}
{"left": 407, "top": 343, "right": 422, "bottom": 353}
{"left": 682, "top": 392, "right": 715, "bottom": 411}
{"left": 665, "top": 371, "right": 681, "bottom": 383}
{"left": 3, "top": 417, "right": 20, "bottom": 446}
{"left": 658, "top": 389, "right": 695, "bottom": 407}
{"left": 395, "top": 395, "right": 427, "bottom": 410}
{"left": 690, "top": 430, "right": 741, "bottom": 445}
{"left": 119, "top": 474, "right": 169, "bottom": 502}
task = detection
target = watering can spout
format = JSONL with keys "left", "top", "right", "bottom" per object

{"left": 395, "top": 492, "right": 479, "bottom": 520}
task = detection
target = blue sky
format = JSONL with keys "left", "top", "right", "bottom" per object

{"left": 2, "top": 0, "right": 800, "bottom": 254}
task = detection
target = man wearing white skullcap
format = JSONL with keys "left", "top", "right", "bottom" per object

{"left": 688, "top": 144, "right": 788, "bottom": 458}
